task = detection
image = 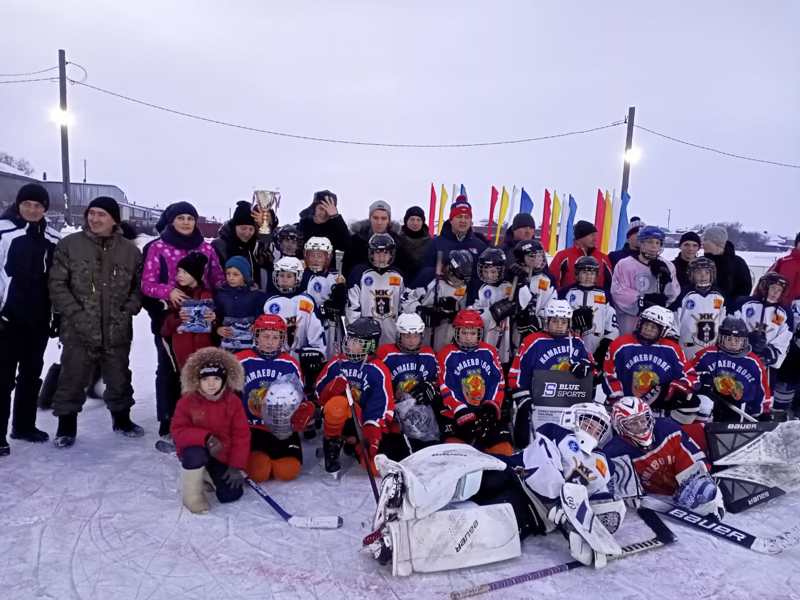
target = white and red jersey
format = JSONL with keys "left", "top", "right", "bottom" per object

{"left": 263, "top": 292, "right": 326, "bottom": 357}
{"left": 437, "top": 342, "right": 504, "bottom": 420}
{"left": 471, "top": 281, "right": 514, "bottom": 361}
{"left": 513, "top": 272, "right": 557, "bottom": 347}
{"left": 735, "top": 297, "right": 793, "bottom": 369}
{"left": 675, "top": 289, "right": 726, "bottom": 360}
{"left": 560, "top": 285, "right": 619, "bottom": 354}
{"left": 402, "top": 277, "right": 470, "bottom": 352}
{"left": 347, "top": 265, "right": 405, "bottom": 347}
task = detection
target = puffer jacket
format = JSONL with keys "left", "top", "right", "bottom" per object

{"left": 211, "top": 221, "right": 272, "bottom": 289}
{"left": 171, "top": 347, "right": 250, "bottom": 469}
{"left": 48, "top": 226, "right": 142, "bottom": 348}
{"left": 141, "top": 235, "right": 224, "bottom": 301}
{"left": 342, "top": 219, "right": 413, "bottom": 279}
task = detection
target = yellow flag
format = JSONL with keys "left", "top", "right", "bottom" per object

{"left": 602, "top": 190, "right": 613, "bottom": 253}
{"left": 549, "top": 191, "right": 562, "bottom": 255}
{"left": 437, "top": 184, "right": 449, "bottom": 235}
{"left": 494, "top": 186, "right": 510, "bottom": 245}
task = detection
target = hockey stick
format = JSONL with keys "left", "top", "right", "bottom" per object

{"left": 722, "top": 398, "right": 759, "bottom": 423}
{"left": 245, "top": 478, "right": 343, "bottom": 529}
{"left": 432, "top": 250, "right": 444, "bottom": 349}
{"left": 641, "top": 496, "right": 800, "bottom": 554}
{"left": 450, "top": 508, "right": 675, "bottom": 600}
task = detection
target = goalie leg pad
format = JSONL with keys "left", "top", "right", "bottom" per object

{"left": 322, "top": 395, "right": 351, "bottom": 438}
{"left": 387, "top": 502, "right": 521, "bottom": 576}
{"left": 556, "top": 482, "right": 622, "bottom": 557}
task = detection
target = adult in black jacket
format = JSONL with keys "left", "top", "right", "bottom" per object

{"left": 0, "top": 184, "right": 61, "bottom": 454}
{"left": 701, "top": 227, "right": 753, "bottom": 305}
{"left": 296, "top": 190, "right": 350, "bottom": 259}
{"left": 420, "top": 196, "right": 487, "bottom": 282}
{"left": 212, "top": 201, "right": 272, "bottom": 289}
{"left": 396, "top": 206, "right": 432, "bottom": 275}
{"left": 500, "top": 213, "right": 536, "bottom": 267}
{"left": 342, "top": 200, "right": 412, "bottom": 278}
{"left": 671, "top": 231, "right": 701, "bottom": 291}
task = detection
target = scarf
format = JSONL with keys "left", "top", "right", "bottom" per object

{"left": 161, "top": 224, "right": 204, "bottom": 250}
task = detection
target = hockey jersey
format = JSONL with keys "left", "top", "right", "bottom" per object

{"left": 236, "top": 349, "right": 304, "bottom": 426}
{"left": 735, "top": 298, "right": 793, "bottom": 369}
{"left": 402, "top": 275, "right": 470, "bottom": 352}
{"left": 610, "top": 256, "right": 681, "bottom": 335}
{"left": 508, "top": 332, "right": 592, "bottom": 393}
{"left": 690, "top": 346, "right": 772, "bottom": 417}
{"left": 347, "top": 265, "right": 404, "bottom": 346}
{"left": 602, "top": 417, "right": 705, "bottom": 496}
{"left": 263, "top": 292, "right": 326, "bottom": 356}
{"left": 315, "top": 355, "right": 394, "bottom": 428}
{"left": 603, "top": 334, "right": 697, "bottom": 407}
{"left": 437, "top": 342, "right": 504, "bottom": 419}
{"left": 560, "top": 285, "right": 619, "bottom": 354}
{"left": 675, "top": 289, "right": 726, "bottom": 360}
{"left": 471, "top": 281, "right": 514, "bottom": 362}
{"left": 301, "top": 270, "right": 339, "bottom": 310}
{"left": 513, "top": 272, "right": 557, "bottom": 345}
{"left": 376, "top": 343, "right": 439, "bottom": 399}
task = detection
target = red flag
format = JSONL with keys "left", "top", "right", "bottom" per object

{"left": 428, "top": 184, "right": 437, "bottom": 238}
{"left": 594, "top": 189, "right": 606, "bottom": 250}
{"left": 540, "top": 189, "right": 552, "bottom": 247}
{"left": 487, "top": 186, "right": 499, "bottom": 242}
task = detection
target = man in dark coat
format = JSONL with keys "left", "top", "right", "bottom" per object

{"left": 609, "top": 217, "right": 644, "bottom": 268}
{"left": 701, "top": 226, "right": 752, "bottom": 305}
{"left": 212, "top": 201, "right": 272, "bottom": 288}
{"left": 501, "top": 213, "right": 536, "bottom": 266}
{"left": 296, "top": 190, "right": 351, "bottom": 259}
{"left": 396, "top": 206, "right": 432, "bottom": 275}
{"left": 0, "top": 184, "right": 61, "bottom": 454}
{"left": 672, "top": 231, "right": 701, "bottom": 291}
{"left": 342, "top": 200, "right": 411, "bottom": 278}
{"left": 420, "top": 196, "right": 487, "bottom": 282}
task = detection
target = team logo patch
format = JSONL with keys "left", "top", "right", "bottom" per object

{"left": 364, "top": 276, "right": 373, "bottom": 287}
{"left": 247, "top": 385, "right": 269, "bottom": 419}
{"left": 569, "top": 293, "right": 576, "bottom": 303}
{"left": 396, "top": 374, "right": 419, "bottom": 397}
{"left": 773, "top": 313, "right": 785, "bottom": 325}
{"left": 389, "top": 275, "right": 402, "bottom": 286}
{"left": 454, "top": 287, "right": 466, "bottom": 297}
{"left": 461, "top": 369, "right": 486, "bottom": 406}
{"left": 313, "top": 281, "right": 322, "bottom": 292}
{"left": 551, "top": 359, "right": 571, "bottom": 372}
{"left": 693, "top": 312, "right": 716, "bottom": 344}
{"left": 632, "top": 366, "right": 660, "bottom": 397}
{"left": 686, "top": 299, "right": 696, "bottom": 310}
{"left": 713, "top": 298, "right": 723, "bottom": 310}
{"left": 593, "top": 294, "right": 606, "bottom": 304}
{"left": 299, "top": 299, "right": 313, "bottom": 313}
{"left": 484, "top": 289, "right": 493, "bottom": 298}
{"left": 268, "top": 303, "right": 281, "bottom": 314}
{"left": 538, "top": 279, "right": 549, "bottom": 290}
{"left": 372, "top": 289, "right": 393, "bottom": 317}
{"left": 746, "top": 307, "right": 755, "bottom": 318}
{"left": 714, "top": 371, "right": 744, "bottom": 401}
{"left": 568, "top": 439, "right": 580, "bottom": 452}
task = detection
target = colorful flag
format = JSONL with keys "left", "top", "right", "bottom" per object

{"left": 615, "top": 191, "right": 631, "bottom": 250}
{"left": 487, "top": 185, "right": 499, "bottom": 242}
{"left": 564, "top": 194, "right": 578, "bottom": 248}
{"left": 519, "top": 187, "right": 534, "bottom": 214}
{"left": 541, "top": 189, "right": 552, "bottom": 247}
{"left": 557, "top": 192, "right": 570, "bottom": 250}
{"left": 428, "top": 184, "right": 437, "bottom": 239}
{"left": 460, "top": 184, "right": 468, "bottom": 199}
{"left": 602, "top": 190, "right": 613, "bottom": 253}
{"left": 452, "top": 184, "right": 457, "bottom": 205}
{"left": 549, "top": 191, "right": 562, "bottom": 255}
{"left": 608, "top": 189, "right": 619, "bottom": 252}
{"left": 495, "top": 186, "right": 510, "bottom": 246}
{"left": 594, "top": 189, "right": 606, "bottom": 250}
{"left": 437, "top": 184, "right": 449, "bottom": 235}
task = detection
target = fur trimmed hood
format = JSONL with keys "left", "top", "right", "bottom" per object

{"left": 181, "top": 347, "right": 245, "bottom": 394}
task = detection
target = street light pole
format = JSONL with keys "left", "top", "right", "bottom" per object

{"left": 620, "top": 106, "right": 636, "bottom": 200}
{"left": 58, "top": 49, "right": 72, "bottom": 224}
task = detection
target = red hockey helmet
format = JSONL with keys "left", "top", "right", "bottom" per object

{"left": 453, "top": 309, "right": 483, "bottom": 351}
{"left": 611, "top": 396, "right": 654, "bottom": 449}
{"left": 253, "top": 314, "right": 287, "bottom": 333}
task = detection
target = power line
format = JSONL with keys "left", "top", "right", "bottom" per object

{"left": 0, "top": 77, "right": 59, "bottom": 84}
{"left": 66, "top": 79, "right": 625, "bottom": 148}
{"left": 0, "top": 65, "right": 59, "bottom": 77}
{"left": 635, "top": 124, "right": 800, "bottom": 169}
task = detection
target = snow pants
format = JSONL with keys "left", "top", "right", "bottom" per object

{"left": 51, "top": 343, "right": 134, "bottom": 416}
{"left": 181, "top": 445, "right": 243, "bottom": 503}
{"left": 154, "top": 334, "right": 181, "bottom": 424}
{"left": 0, "top": 323, "right": 48, "bottom": 438}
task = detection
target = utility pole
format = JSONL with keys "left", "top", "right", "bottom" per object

{"left": 620, "top": 106, "right": 636, "bottom": 201}
{"left": 83, "top": 159, "right": 87, "bottom": 183}
{"left": 58, "top": 49, "right": 72, "bottom": 223}
{"left": 667, "top": 209, "right": 672, "bottom": 231}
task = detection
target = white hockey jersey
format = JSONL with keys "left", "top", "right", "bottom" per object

{"left": 471, "top": 282, "right": 514, "bottom": 362}
{"left": 561, "top": 286, "right": 619, "bottom": 354}
{"left": 347, "top": 267, "right": 404, "bottom": 346}
{"left": 675, "top": 289, "right": 726, "bottom": 360}
{"left": 304, "top": 272, "right": 339, "bottom": 309}
{"left": 263, "top": 292, "right": 326, "bottom": 357}
{"left": 401, "top": 278, "right": 469, "bottom": 352}
{"left": 735, "top": 298, "right": 793, "bottom": 369}
{"left": 514, "top": 273, "right": 557, "bottom": 348}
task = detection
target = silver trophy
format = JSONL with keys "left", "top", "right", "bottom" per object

{"left": 252, "top": 190, "right": 281, "bottom": 235}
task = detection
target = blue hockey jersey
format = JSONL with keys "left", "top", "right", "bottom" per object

{"left": 689, "top": 346, "right": 772, "bottom": 417}
{"left": 376, "top": 343, "right": 439, "bottom": 398}
{"left": 508, "top": 332, "right": 592, "bottom": 393}
{"left": 236, "top": 349, "right": 304, "bottom": 425}
{"left": 437, "top": 342, "right": 504, "bottom": 419}
{"left": 315, "top": 355, "right": 394, "bottom": 428}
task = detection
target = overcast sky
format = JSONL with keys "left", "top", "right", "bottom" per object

{"left": 2, "top": 1, "right": 798, "bottom": 235}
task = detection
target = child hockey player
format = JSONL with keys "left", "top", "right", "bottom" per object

{"left": 301, "top": 236, "right": 347, "bottom": 357}
{"left": 272, "top": 224, "right": 303, "bottom": 262}
{"left": 471, "top": 248, "right": 515, "bottom": 363}
{"left": 603, "top": 396, "right": 724, "bottom": 519}
{"left": 236, "top": 315, "right": 314, "bottom": 482}
{"left": 376, "top": 312, "right": 441, "bottom": 450}
{"left": 171, "top": 347, "right": 251, "bottom": 514}
{"left": 347, "top": 233, "right": 405, "bottom": 347}
{"left": 511, "top": 239, "right": 557, "bottom": 341}
{"left": 159, "top": 252, "right": 215, "bottom": 370}
{"left": 508, "top": 299, "right": 594, "bottom": 446}
{"left": 437, "top": 309, "right": 512, "bottom": 455}
{"left": 315, "top": 317, "right": 397, "bottom": 475}
{"left": 675, "top": 257, "right": 726, "bottom": 360}
{"left": 559, "top": 256, "right": 619, "bottom": 368}
{"left": 690, "top": 316, "right": 772, "bottom": 422}
{"left": 736, "top": 272, "right": 793, "bottom": 375}
{"left": 213, "top": 256, "right": 266, "bottom": 352}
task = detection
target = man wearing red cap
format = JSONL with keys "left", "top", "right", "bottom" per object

{"left": 549, "top": 220, "right": 613, "bottom": 290}
{"left": 420, "top": 195, "right": 487, "bottom": 280}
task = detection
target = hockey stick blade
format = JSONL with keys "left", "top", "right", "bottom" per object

{"left": 450, "top": 509, "right": 674, "bottom": 600}
{"left": 246, "top": 478, "right": 343, "bottom": 529}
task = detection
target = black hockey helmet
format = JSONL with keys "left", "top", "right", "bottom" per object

{"left": 368, "top": 233, "right": 396, "bottom": 268}
{"left": 756, "top": 272, "right": 788, "bottom": 301}
{"left": 446, "top": 249, "right": 473, "bottom": 284}
{"left": 718, "top": 317, "right": 750, "bottom": 356}
{"left": 687, "top": 256, "right": 716, "bottom": 291}
{"left": 575, "top": 256, "right": 600, "bottom": 273}
{"left": 277, "top": 224, "right": 301, "bottom": 243}
{"left": 344, "top": 317, "right": 382, "bottom": 361}
{"left": 513, "top": 239, "right": 546, "bottom": 272}
{"left": 477, "top": 247, "right": 506, "bottom": 284}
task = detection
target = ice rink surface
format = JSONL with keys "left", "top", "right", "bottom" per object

{"left": 2, "top": 312, "right": 800, "bottom": 600}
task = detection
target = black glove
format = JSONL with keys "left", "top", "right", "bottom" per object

{"left": 571, "top": 306, "right": 594, "bottom": 332}
{"left": 435, "top": 296, "right": 459, "bottom": 320}
{"left": 417, "top": 304, "right": 437, "bottom": 327}
{"left": 489, "top": 298, "right": 516, "bottom": 324}
{"left": 748, "top": 330, "right": 768, "bottom": 355}
{"left": 649, "top": 259, "right": 672, "bottom": 285}
{"left": 511, "top": 389, "right": 532, "bottom": 447}
{"left": 328, "top": 283, "right": 346, "bottom": 311}
{"left": 454, "top": 406, "right": 480, "bottom": 440}
{"left": 508, "top": 263, "right": 530, "bottom": 284}
{"left": 474, "top": 403, "right": 500, "bottom": 441}
{"left": 757, "top": 412, "right": 774, "bottom": 422}
{"left": 759, "top": 344, "right": 779, "bottom": 366}
{"left": 299, "top": 347, "right": 325, "bottom": 375}
{"left": 0, "top": 317, "right": 8, "bottom": 337}
{"left": 569, "top": 359, "right": 593, "bottom": 379}
{"left": 410, "top": 381, "right": 439, "bottom": 406}
{"left": 592, "top": 338, "right": 611, "bottom": 371}
{"left": 516, "top": 306, "right": 541, "bottom": 336}
{"left": 639, "top": 293, "right": 667, "bottom": 311}
{"left": 666, "top": 382, "right": 692, "bottom": 409}
{"left": 222, "top": 466, "right": 245, "bottom": 490}
{"left": 49, "top": 313, "right": 61, "bottom": 339}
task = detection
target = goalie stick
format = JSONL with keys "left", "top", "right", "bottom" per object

{"left": 449, "top": 508, "right": 675, "bottom": 600}
{"left": 245, "top": 478, "right": 343, "bottom": 529}
{"left": 642, "top": 496, "right": 800, "bottom": 555}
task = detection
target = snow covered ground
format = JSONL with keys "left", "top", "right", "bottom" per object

{"left": 3, "top": 314, "right": 800, "bottom": 600}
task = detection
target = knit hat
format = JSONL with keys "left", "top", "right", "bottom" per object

{"left": 231, "top": 200, "right": 256, "bottom": 228}
{"left": 86, "top": 196, "right": 121, "bottom": 223}
{"left": 313, "top": 190, "right": 337, "bottom": 206}
{"left": 403, "top": 206, "right": 426, "bottom": 225}
{"left": 573, "top": 220, "right": 597, "bottom": 240}
{"left": 369, "top": 200, "right": 392, "bottom": 219}
{"left": 679, "top": 231, "right": 702, "bottom": 245}
{"left": 16, "top": 183, "right": 50, "bottom": 211}
{"left": 164, "top": 201, "right": 199, "bottom": 224}
{"left": 702, "top": 226, "right": 728, "bottom": 247}
{"left": 511, "top": 213, "right": 536, "bottom": 231}
{"left": 627, "top": 217, "right": 645, "bottom": 237}
{"left": 225, "top": 255, "right": 252, "bottom": 283}
{"left": 199, "top": 361, "right": 228, "bottom": 387}
{"left": 449, "top": 195, "right": 472, "bottom": 219}
{"left": 177, "top": 252, "right": 208, "bottom": 285}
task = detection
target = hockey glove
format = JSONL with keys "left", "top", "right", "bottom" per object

{"left": 674, "top": 472, "right": 724, "bottom": 520}
{"left": 416, "top": 304, "right": 436, "bottom": 327}
{"left": 298, "top": 348, "right": 325, "bottom": 376}
{"left": 205, "top": 434, "right": 224, "bottom": 459}
{"left": 291, "top": 400, "right": 316, "bottom": 432}
{"left": 435, "top": 296, "right": 459, "bottom": 320}
{"left": 759, "top": 344, "right": 780, "bottom": 367}
{"left": 516, "top": 306, "right": 541, "bottom": 337}
{"left": 49, "top": 313, "right": 61, "bottom": 339}
{"left": 328, "top": 283, "right": 347, "bottom": 311}
{"left": 410, "top": 381, "right": 439, "bottom": 406}
{"left": 569, "top": 359, "right": 593, "bottom": 380}
{"left": 639, "top": 293, "right": 667, "bottom": 311}
{"left": 511, "top": 389, "right": 533, "bottom": 447}
{"left": 508, "top": 262, "right": 530, "bottom": 284}
{"left": 571, "top": 306, "right": 594, "bottom": 332}
{"left": 489, "top": 298, "right": 516, "bottom": 324}
{"left": 361, "top": 423, "right": 382, "bottom": 457}
{"left": 649, "top": 259, "right": 672, "bottom": 285}
{"left": 222, "top": 466, "right": 245, "bottom": 490}
{"left": 748, "top": 330, "right": 768, "bottom": 355}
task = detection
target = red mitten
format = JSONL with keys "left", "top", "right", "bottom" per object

{"left": 291, "top": 401, "right": 316, "bottom": 432}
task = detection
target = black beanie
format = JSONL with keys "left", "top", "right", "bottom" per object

{"left": 511, "top": 213, "right": 536, "bottom": 231}
{"left": 313, "top": 190, "right": 337, "bottom": 206}
{"left": 404, "top": 206, "right": 426, "bottom": 225}
{"left": 573, "top": 220, "right": 597, "bottom": 240}
{"left": 86, "top": 196, "right": 121, "bottom": 223}
{"left": 16, "top": 183, "right": 50, "bottom": 211}
{"left": 177, "top": 251, "right": 208, "bottom": 285}
{"left": 164, "top": 201, "right": 199, "bottom": 224}
{"left": 199, "top": 361, "right": 228, "bottom": 388}
{"left": 679, "top": 231, "right": 702, "bottom": 245}
{"left": 231, "top": 201, "right": 256, "bottom": 228}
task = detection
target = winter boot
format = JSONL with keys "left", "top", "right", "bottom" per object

{"left": 10, "top": 427, "right": 50, "bottom": 443}
{"left": 181, "top": 467, "right": 210, "bottom": 514}
{"left": 111, "top": 410, "right": 145, "bottom": 438}
{"left": 158, "top": 419, "right": 171, "bottom": 438}
{"left": 54, "top": 413, "right": 78, "bottom": 448}
{"left": 323, "top": 436, "right": 344, "bottom": 473}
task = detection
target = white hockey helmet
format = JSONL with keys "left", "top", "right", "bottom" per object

{"left": 636, "top": 305, "right": 674, "bottom": 343}
{"left": 562, "top": 402, "right": 612, "bottom": 452}
{"left": 304, "top": 236, "right": 333, "bottom": 254}
{"left": 396, "top": 312, "right": 425, "bottom": 352}
{"left": 261, "top": 375, "right": 304, "bottom": 440}
{"left": 304, "top": 237, "right": 333, "bottom": 273}
{"left": 273, "top": 256, "right": 304, "bottom": 293}
{"left": 544, "top": 299, "right": 573, "bottom": 337}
